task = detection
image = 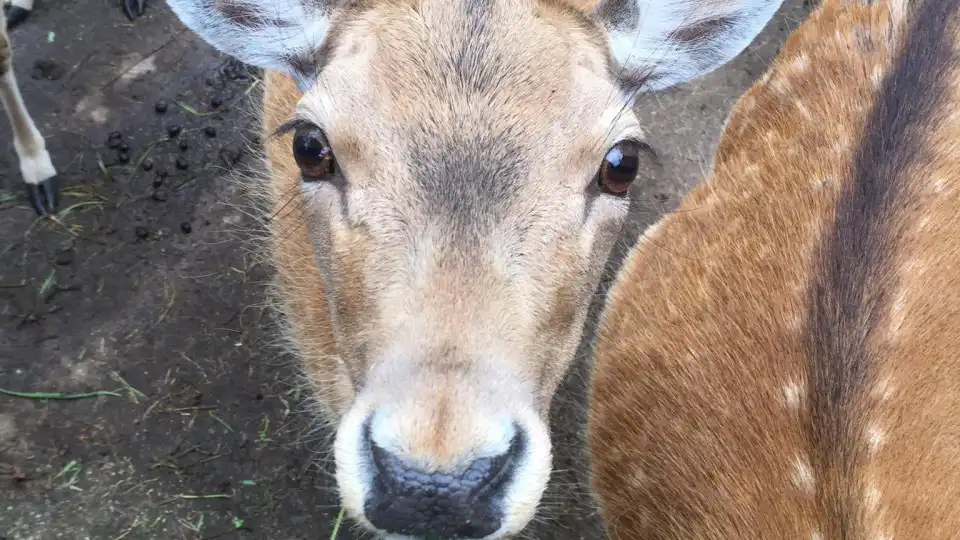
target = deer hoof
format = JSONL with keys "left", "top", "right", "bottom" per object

{"left": 122, "top": 0, "right": 146, "bottom": 21}
{"left": 4, "top": 5, "right": 31, "bottom": 30}
{"left": 25, "top": 176, "right": 58, "bottom": 217}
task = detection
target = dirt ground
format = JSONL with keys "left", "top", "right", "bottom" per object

{"left": 0, "top": 1, "right": 812, "bottom": 538}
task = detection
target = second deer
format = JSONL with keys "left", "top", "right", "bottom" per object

{"left": 589, "top": 0, "right": 960, "bottom": 537}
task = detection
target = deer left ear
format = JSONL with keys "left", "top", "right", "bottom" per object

{"left": 592, "top": 0, "right": 785, "bottom": 92}
{"left": 166, "top": 0, "right": 334, "bottom": 91}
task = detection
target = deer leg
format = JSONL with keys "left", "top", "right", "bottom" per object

{"left": 0, "top": 18, "right": 57, "bottom": 215}
{"left": 3, "top": 0, "right": 33, "bottom": 30}
{"left": 122, "top": 0, "right": 146, "bottom": 21}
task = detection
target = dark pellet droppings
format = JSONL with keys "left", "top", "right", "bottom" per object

{"left": 219, "top": 145, "right": 242, "bottom": 167}
{"left": 142, "top": 158, "right": 154, "bottom": 171}
{"left": 176, "top": 157, "right": 189, "bottom": 170}
{"left": 31, "top": 59, "right": 66, "bottom": 81}
{"left": 211, "top": 96, "right": 223, "bottom": 108}
{"left": 167, "top": 125, "right": 182, "bottom": 138}
{"left": 54, "top": 250, "right": 74, "bottom": 266}
{"left": 117, "top": 151, "right": 130, "bottom": 164}
{"left": 119, "top": 143, "right": 130, "bottom": 153}
{"left": 155, "top": 100, "right": 169, "bottom": 114}
{"left": 152, "top": 177, "right": 164, "bottom": 188}
{"left": 179, "top": 140, "right": 189, "bottom": 152}
{"left": 180, "top": 222, "right": 192, "bottom": 234}
{"left": 152, "top": 189, "right": 169, "bottom": 202}
{"left": 107, "top": 131, "right": 123, "bottom": 149}
{"left": 204, "top": 126, "right": 217, "bottom": 138}
{"left": 135, "top": 226, "right": 149, "bottom": 239}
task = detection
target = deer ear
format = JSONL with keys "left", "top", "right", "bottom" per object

{"left": 593, "top": 0, "right": 784, "bottom": 92}
{"left": 166, "top": 0, "right": 333, "bottom": 90}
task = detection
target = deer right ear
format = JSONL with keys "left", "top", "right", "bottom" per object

{"left": 166, "top": 0, "right": 333, "bottom": 91}
{"left": 593, "top": 0, "right": 784, "bottom": 92}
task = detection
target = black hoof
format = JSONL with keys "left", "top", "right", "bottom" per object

{"left": 4, "top": 5, "right": 31, "bottom": 30}
{"left": 25, "top": 176, "right": 58, "bottom": 216}
{"left": 122, "top": 0, "right": 146, "bottom": 21}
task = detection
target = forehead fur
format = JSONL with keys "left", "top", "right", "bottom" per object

{"left": 304, "top": 0, "right": 624, "bottom": 225}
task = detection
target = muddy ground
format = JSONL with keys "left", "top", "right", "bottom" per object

{"left": 0, "top": 1, "right": 812, "bottom": 538}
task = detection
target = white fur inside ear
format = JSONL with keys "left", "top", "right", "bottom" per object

{"left": 598, "top": 0, "right": 785, "bottom": 92}
{"left": 166, "top": 0, "right": 331, "bottom": 88}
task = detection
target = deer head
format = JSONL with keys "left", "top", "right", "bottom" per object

{"left": 165, "top": 0, "right": 783, "bottom": 537}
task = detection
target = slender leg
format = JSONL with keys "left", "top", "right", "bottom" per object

{"left": 3, "top": 0, "right": 33, "bottom": 30}
{"left": 0, "top": 12, "right": 57, "bottom": 215}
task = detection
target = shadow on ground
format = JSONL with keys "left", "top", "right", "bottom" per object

{"left": 0, "top": 0, "right": 812, "bottom": 538}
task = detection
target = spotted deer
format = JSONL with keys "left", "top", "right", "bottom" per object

{"left": 1, "top": 4, "right": 57, "bottom": 215}
{"left": 165, "top": 0, "right": 783, "bottom": 537}
{"left": 588, "top": 0, "right": 960, "bottom": 538}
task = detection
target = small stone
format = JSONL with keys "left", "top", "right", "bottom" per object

{"left": 179, "top": 140, "right": 189, "bottom": 152}
{"left": 167, "top": 125, "right": 182, "bottom": 138}
{"left": 135, "top": 226, "right": 149, "bottom": 239}
{"left": 154, "top": 100, "right": 169, "bottom": 114}
{"left": 107, "top": 131, "right": 123, "bottom": 149}
{"left": 180, "top": 222, "right": 192, "bottom": 234}
{"left": 152, "top": 189, "right": 169, "bottom": 202}
{"left": 152, "top": 177, "right": 164, "bottom": 188}
{"left": 117, "top": 151, "right": 130, "bottom": 164}
{"left": 210, "top": 96, "right": 223, "bottom": 109}
{"left": 119, "top": 143, "right": 130, "bottom": 153}
{"left": 204, "top": 126, "right": 217, "bottom": 138}
{"left": 142, "top": 158, "right": 154, "bottom": 171}
{"left": 54, "top": 250, "right": 74, "bottom": 266}
{"left": 175, "top": 157, "right": 189, "bottom": 170}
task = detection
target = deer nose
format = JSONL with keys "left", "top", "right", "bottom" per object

{"left": 362, "top": 422, "right": 525, "bottom": 539}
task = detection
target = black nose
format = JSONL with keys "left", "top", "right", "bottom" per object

{"left": 363, "top": 424, "right": 525, "bottom": 539}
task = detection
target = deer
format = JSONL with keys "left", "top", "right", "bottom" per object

{"left": 1, "top": 4, "right": 57, "bottom": 215}
{"left": 588, "top": 0, "right": 960, "bottom": 538}
{"left": 164, "top": 0, "right": 784, "bottom": 537}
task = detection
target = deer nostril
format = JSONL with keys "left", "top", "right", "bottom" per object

{"left": 362, "top": 421, "right": 525, "bottom": 539}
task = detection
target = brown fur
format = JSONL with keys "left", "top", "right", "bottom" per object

{"left": 254, "top": 0, "right": 644, "bottom": 533}
{"left": 588, "top": 0, "right": 960, "bottom": 538}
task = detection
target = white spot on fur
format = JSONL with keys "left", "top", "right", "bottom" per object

{"left": 814, "top": 176, "right": 832, "bottom": 190}
{"left": 872, "top": 376, "right": 896, "bottom": 401}
{"left": 933, "top": 177, "right": 946, "bottom": 193}
{"left": 792, "top": 54, "right": 809, "bottom": 72}
{"left": 792, "top": 454, "right": 815, "bottom": 494}
{"left": 782, "top": 382, "right": 802, "bottom": 410}
{"left": 812, "top": 531, "right": 824, "bottom": 540}
{"left": 796, "top": 102, "right": 813, "bottom": 120}
{"left": 834, "top": 133, "right": 851, "bottom": 153}
{"left": 872, "top": 65, "right": 885, "bottom": 87}
{"left": 865, "top": 482, "right": 881, "bottom": 512}
{"left": 630, "top": 467, "right": 646, "bottom": 487}
{"left": 867, "top": 425, "right": 886, "bottom": 453}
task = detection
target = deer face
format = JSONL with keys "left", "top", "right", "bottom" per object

{"left": 167, "top": 0, "right": 783, "bottom": 537}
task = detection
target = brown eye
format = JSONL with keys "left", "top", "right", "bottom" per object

{"left": 597, "top": 141, "right": 642, "bottom": 196}
{"left": 293, "top": 126, "right": 337, "bottom": 181}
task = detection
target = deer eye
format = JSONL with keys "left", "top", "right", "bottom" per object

{"left": 293, "top": 126, "right": 337, "bottom": 181}
{"left": 597, "top": 140, "right": 643, "bottom": 196}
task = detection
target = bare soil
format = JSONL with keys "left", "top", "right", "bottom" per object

{"left": 0, "top": 1, "right": 811, "bottom": 538}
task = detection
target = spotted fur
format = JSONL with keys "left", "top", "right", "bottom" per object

{"left": 589, "top": 0, "right": 960, "bottom": 538}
